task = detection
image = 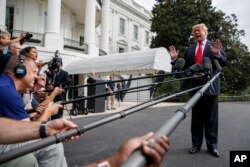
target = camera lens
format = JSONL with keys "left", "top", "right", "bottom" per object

{"left": 26, "top": 33, "right": 33, "bottom": 39}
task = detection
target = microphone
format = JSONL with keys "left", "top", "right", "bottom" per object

{"left": 213, "top": 59, "right": 225, "bottom": 81}
{"left": 172, "top": 58, "right": 185, "bottom": 72}
{"left": 202, "top": 57, "right": 212, "bottom": 78}
{"left": 186, "top": 64, "right": 202, "bottom": 76}
{"left": 172, "top": 58, "right": 185, "bottom": 78}
{"left": 213, "top": 59, "right": 222, "bottom": 72}
{"left": 150, "top": 70, "right": 166, "bottom": 98}
{"left": 155, "top": 70, "right": 165, "bottom": 83}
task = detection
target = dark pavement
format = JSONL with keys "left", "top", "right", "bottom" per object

{"left": 63, "top": 102, "right": 250, "bottom": 167}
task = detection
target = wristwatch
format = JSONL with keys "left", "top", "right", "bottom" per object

{"left": 97, "top": 160, "right": 110, "bottom": 167}
{"left": 39, "top": 121, "right": 47, "bottom": 138}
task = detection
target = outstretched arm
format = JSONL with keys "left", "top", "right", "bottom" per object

{"left": 0, "top": 117, "right": 79, "bottom": 144}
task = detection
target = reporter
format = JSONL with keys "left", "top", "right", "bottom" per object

{"left": 0, "top": 118, "right": 79, "bottom": 167}
{"left": 0, "top": 55, "right": 68, "bottom": 167}
{"left": 0, "top": 31, "right": 26, "bottom": 54}
{"left": 20, "top": 46, "right": 38, "bottom": 60}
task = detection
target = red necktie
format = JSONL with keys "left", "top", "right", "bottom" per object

{"left": 196, "top": 42, "right": 203, "bottom": 64}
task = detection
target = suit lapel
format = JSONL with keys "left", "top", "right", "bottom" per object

{"left": 190, "top": 44, "right": 196, "bottom": 64}
{"left": 203, "top": 43, "right": 209, "bottom": 58}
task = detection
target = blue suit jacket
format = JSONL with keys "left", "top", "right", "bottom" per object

{"left": 182, "top": 40, "right": 227, "bottom": 95}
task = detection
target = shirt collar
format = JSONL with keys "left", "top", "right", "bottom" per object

{"left": 198, "top": 39, "right": 207, "bottom": 45}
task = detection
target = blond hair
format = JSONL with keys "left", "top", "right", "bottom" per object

{"left": 0, "top": 31, "right": 10, "bottom": 39}
{"left": 192, "top": 23, "right": 208, "bottom": 35}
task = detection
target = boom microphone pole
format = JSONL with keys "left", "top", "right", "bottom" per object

{"left": 62, "top": 71, "right": 185, "bottom": 91}
{"left": 35, "top": 71, "right": 186, "bottom": 94}
{"left": 27, "top": 74, "right": 207, "bottom": 114}
{"left": 0, "top": 86, "right": 203, "bottom": 164}
{"left": 61, "top": 74, "right": 206, "bottom": 105}
{"left": 121, "top": 72, "right": 221, "bottom": 167}
{"left": 39, "top": 59, "right": 187, "bottom": 93}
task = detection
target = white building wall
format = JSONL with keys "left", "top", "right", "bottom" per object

{"left": 74, "top": 24, "right": 84, "bottom": 41}
{"left": 10, "top": 0, "right": 24, "bottom": 31}
{"left": 38, "top": 2, "right": 48, "bottom": 33}
{"left": 23, "top": 0, "right": 40, "bottom": 32}
{"left": 109, "top": 0, "right": 152, "bottom": 53}
{"left": 61, "top": 5, "right": 73, "bottom": 39}
{"left": 8, "top": 0, "right": 40, "bottom": 32}
{"left": 5, "top": 0, "right": 152, "bottom": 60}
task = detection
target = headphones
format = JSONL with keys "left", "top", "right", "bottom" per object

{"left": 14, "top": 54, "right": 27, "bottom": 78}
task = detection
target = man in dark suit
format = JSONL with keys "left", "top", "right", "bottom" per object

{"left": 51, "top": 63, "right": 70, "bottom": 119}
{"left": 168, "top": 23, "right": 227, "bottom": 157}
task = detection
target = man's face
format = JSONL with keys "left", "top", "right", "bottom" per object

{"left": 193, "top": 26, "right": 207, "bottom": 42}
{"left": 0, "top": 35, "right": 10, "bottom": 45}
{"left": 21, "top": 60, "right": 38, "bottom": 92}
{"left": 10, "top": 43, "right": 21, "bottom": 56}
{"left": 37, "top": 76, "right": 46, "bottom": 87}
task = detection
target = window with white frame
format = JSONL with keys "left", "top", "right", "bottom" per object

{"left": 119, "top": 18, "right": 125, "bottom": 35}
{"left": 145, "top": 31, "right": 149, "bottom": 44}
{"left": 133, "top": 25, "right": 138, "bottom": 40}
{"left": 5, "top": 7, "right": 14, "bottom": 32}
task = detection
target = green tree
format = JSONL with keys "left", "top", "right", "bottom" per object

{"left": 151, "top": 0, "right": 250, "bottom": 94}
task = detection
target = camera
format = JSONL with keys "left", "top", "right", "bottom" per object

{"left": 25, "top": 32, "right": 33, "bottom": 40}
{"left": 47, "top": 50, "right": 63, "bottom": 72}
{"left": 19, "top": 32, "right": 33, "bottom": 45}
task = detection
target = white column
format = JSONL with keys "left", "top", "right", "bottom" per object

{"left": 100, "top": 0, "right": 110, "bottom": 54}
{"left": 44, "top": 0, "right": 63, "bottom": 49}
{"left": 127, "top": 18, "right": 132, "bottom": 52}
{"left": 111, "top": 9, "right": 118, "bottom": 53}
{"left": 140, "top": 25, "right": 144, "bottom": 50}
{"left": 0, "top": 0, "right": 6, "bottom": 31}
{"left": 84, "top": 0, "right": 97, "bottom": 56}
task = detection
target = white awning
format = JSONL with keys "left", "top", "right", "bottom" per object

{"left": 65, "top": 47, "right": 172, "bottom": 75}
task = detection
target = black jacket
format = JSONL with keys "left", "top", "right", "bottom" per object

{"left": 182, "top": 40, "right": 227, "bottom": 95}
{"left": 53, "top": 69, "right": 70, "bottom": 87}
{"left": 0, "top": 52, "right": 11, "bottom": 75}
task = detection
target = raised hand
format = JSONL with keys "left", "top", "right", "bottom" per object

{"left": 168, "top": 45, "right": 179, "bottom": 61}
{"left": 211, "top": 39, "right": 222, "bottom": 57}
